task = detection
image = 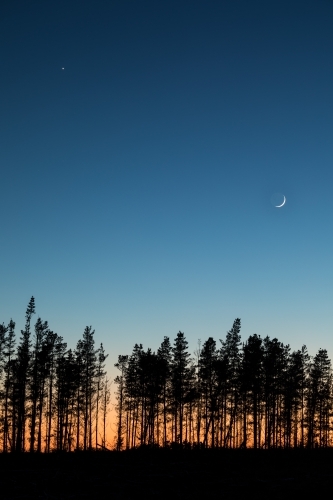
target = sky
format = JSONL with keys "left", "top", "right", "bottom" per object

{"left": 1, "top": 0, "right": 333, "bottom": 384}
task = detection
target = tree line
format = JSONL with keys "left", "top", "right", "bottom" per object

{"left": 114, "top": 318, "right": 332, "bottom": 449}
{"left": 0, "top": 297, "right": 110, "bottom": 452}
{"left": 2, "top": 299, "right": 332, "bottom": 452}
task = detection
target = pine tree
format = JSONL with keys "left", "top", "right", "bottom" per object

{"left": 262, "top": 337, "right": 289, "bottom": 448}
{"left": 95, "top": 343, "right": 108, "bottom": 449}
{"left": 3, "top": 319, "right": 16, "bottom": 452}
{"left": 54, "top": 335, "right": 68, "bottom": 451}
{"left": 283, "top": 346, "right": 309, "bottom": 448}
{"left": 114, "top": 355, "right": 128, "bottom": 451}
{"left": 306, "top": 348, "right": 332, "bottom": 447}
{"left": 74, "top": 339, "right": 84, "bottom": 450}
{"left": 29, "top": 317, "right": 49, "bottom": 452}
{"left": 124, "top": 344, "right": 143, "bottom": 448}
{"left": 199, "top": 337, "right": 218, "bottom": 447}
{"left": 14, "top": 296, "right": 35, "bottom": 452}
{"left": 80, "top": 326, "right": 98, "bottom": 450}
{"left": 241, "top": 334, "right": 264, "bottom": 449}
{"left": 157, "top": 337, "right": 172, "bottom": 447}
{"left": 171, "top": 331, "right": 193, "bottom": 445}
{"left": 220, "top": 319, "right": 242, "bottom": 448}
{"left": 101, "top": 376, "right": 111, "bottom": 449}
{"left": 45, "top": 331, "right": 60, "bottom": 452}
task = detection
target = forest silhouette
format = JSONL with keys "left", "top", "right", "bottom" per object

{"left": 2, "top": 298, "right": 333, "bottom": 498}
{"left": 0, "top": 297, "right": 109, "bottom": 453}
{"left": 1, "top": 297, "right": 332, "bottom": 453}
{"left": 114, "top": 319, "right": 332, "bottom": 450}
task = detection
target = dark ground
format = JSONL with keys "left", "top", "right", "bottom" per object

{"left": 1, "top": 448, "right": 333, "bottom": 499}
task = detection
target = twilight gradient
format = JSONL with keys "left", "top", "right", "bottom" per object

{"left": 1, "top": 0, "right": 333, "bottom": 387}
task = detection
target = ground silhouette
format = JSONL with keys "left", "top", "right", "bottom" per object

{"left": 1, "top": 448, "right": 333, "bottom": 499}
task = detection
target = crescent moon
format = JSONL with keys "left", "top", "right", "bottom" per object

{"left": 275, "top": 195, "right": 286, "bottom": 208}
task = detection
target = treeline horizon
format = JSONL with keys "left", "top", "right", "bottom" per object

{"left": 1, "top": 298, "right": 333, "bottom": 452}
{"left": 114, "top": 319, "right": 333, "bottom": 450}
{"left": 0, "top": 297, "right": 111, "bottom": 453}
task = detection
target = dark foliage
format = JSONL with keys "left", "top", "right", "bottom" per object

{"left": 114, "top": 319, "right": 333, "bottom": 449}
{"left": 0, "top": 298, "right": 110, "bottom": 452}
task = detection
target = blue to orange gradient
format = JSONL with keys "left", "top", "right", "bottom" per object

{"left": 1, "top": 1, "right": 333, "bottom": 446}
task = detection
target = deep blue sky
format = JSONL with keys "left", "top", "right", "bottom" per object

{"left": 1, "top": 0, "right": 333, "bottom": 376}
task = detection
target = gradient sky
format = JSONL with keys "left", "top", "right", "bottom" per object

{"left": 1, "top": 0, "right": 333, "bottom": 384}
